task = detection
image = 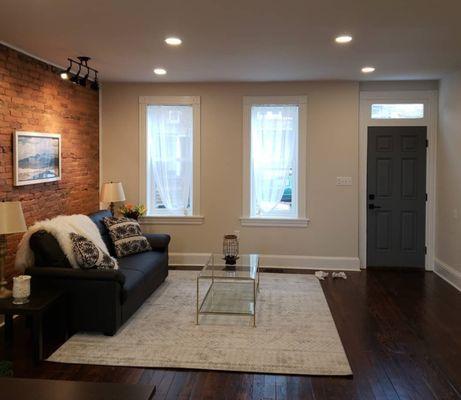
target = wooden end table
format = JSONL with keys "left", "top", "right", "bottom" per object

{"left": 0, "top": 290, "right": 67, "bottom": 363}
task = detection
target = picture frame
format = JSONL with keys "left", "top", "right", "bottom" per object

{"left": 13, "top": 131, "right": 62, "bottom": 186}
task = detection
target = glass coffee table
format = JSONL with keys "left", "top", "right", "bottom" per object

{"left": 196, "top": 254, "right": 260, "bottom": 327}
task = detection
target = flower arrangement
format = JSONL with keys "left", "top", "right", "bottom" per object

{"left": 119, "top": 204, "right": 147, "bottom": 220}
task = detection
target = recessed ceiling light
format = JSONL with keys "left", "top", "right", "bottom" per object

{"left": 361, "top": 66, "right": 376, "bottom": 73}
{"left": 165, "top": 37, "right": 182, "bottom": 46}
{"left": 335, "top": 35, "right": 353, "bottom": 44}
{"left": 154, "top": 68, "right": 167, "bottom": 75}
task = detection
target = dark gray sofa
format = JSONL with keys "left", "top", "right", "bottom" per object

{"left": 25, "top": 210, "right": 170, "bottom": 336}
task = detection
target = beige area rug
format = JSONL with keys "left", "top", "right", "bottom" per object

{"left": 48, "top": 271, "right": 352, "bottom": 376}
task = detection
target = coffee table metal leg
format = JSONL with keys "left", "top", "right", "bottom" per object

{"left": 253, "top": 280, "right": 256, "bottom": 327}
{"left": 196, "top": 278, "right": 199, "bottom": 325}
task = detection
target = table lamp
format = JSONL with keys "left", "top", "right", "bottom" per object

{"left": 0, "top": 201, "right": 27, "bottom": 299}
{"left": 101, "top": 182, "right": 126, "bottom": 216}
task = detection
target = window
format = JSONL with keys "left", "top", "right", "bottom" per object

{"left": 371, "top": 103, "right": 424, "bottom": 119}
{"left": 242, "top": 96, "right": 308, "bottom": 227}
{"left": 139, "top": 96, "right": 201, "bottom": 221}
{"left": 251, "top": 105, "right": 298, "bottom": 217}
{"left": 147, "top": 105, "right": 193, "bottom": 214}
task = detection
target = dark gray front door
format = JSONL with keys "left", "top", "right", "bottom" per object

{"left": 367, "top": 126, "right": 427, "bottom": 267}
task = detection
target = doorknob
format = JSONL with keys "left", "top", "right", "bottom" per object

{"left": 368, "top": 204, "right": 382, "bottom": 210}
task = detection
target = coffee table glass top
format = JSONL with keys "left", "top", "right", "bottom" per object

{"left": 199, "top": 254, "right": 259, "bottom": 280}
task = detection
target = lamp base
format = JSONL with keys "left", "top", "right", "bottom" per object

{"left": 0, "top": 285, "right": 12, "bottom": 299}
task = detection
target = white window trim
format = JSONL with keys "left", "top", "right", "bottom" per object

{"left": 139, "top": 96, "right": 203, "bottom": 224}
{"left": 359, "top": 90, "right": 438, "bottom": 271}
{"left": 241, "top": 95, "right": 308, "bottom": 227}
{"left": 240, "top": 216, "right": 309, "bottom": 227}
{"left": 140, "top": 215, "right": 204, "bottom": 225}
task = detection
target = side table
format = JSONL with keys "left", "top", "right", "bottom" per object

{"left": 0, "top": 290, "right": 67, "bottom": 363}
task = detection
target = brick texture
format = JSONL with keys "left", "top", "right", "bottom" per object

{"left": 0, "top": 44, "right": 99, "bottom": 280}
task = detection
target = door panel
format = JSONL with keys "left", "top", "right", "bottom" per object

{"left": 367, "top": 126, "right": 427, "bottom": 267}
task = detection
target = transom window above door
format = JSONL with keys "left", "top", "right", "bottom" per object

{"left": 241, "top": 96, "right": 308, "bottom": 227}
{"left": 371, "top": 103, "right": 424, "bottom": 119}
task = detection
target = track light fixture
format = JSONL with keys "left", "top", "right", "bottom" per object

{"left": 60, "top": 56, "right": 99, "bottom": 90}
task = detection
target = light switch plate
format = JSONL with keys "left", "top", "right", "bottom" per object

{"left": 336, "top": 176, "right": 352, "bottom": 186}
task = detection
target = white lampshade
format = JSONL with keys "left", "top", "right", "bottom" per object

{"left": 0, "top": 201, "right": 27, "bottom": 235}
{"left": 101, "top": 182, "right": 126, "bottom": 203}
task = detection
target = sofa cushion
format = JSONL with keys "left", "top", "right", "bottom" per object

{"left": 70, "top": 233, "right": 117, "bottom": 270}
{"left": 103, "top": 217, "right": 151, "bottom": 258}
{"left": 29, "top": 230, "right": 72, "bottom": 268}
{"left": 118, "top": 268, "right": 145, "bottom": 303}
{"left": 118, "top": 251, "right": 166, "bottom": 275}
{"left": 88, "top": 210, "right": 116, "bottom": 257}
{"left": 118, "top": 251, "right": 168, "bottom": 303}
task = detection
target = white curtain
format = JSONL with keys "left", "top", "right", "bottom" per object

{"left": 147, "top": 105, "right": 193, "bottom": 214}
{"left": 251, "top": 105, "right": 298, "bottom": 215}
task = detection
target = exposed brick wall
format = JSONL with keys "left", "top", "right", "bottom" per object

{"left": 0, "top": 44, "right": 99, "bottom": 280}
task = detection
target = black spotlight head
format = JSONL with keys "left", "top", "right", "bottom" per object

{"left": 60, "top": 60, "right": 72, "bottom": 80}
{"left": 78, "top": 72, "right": 89, "bottom": 87}
{"left": 90, "top": 74, "right": 99, "bottom": 91}
{"left": 70, "top": 63, "right": 81, "bottom": 84}
{"left": 60, "top": 68, "right": 71, "bottom": 80}
{"left": 70, "top": 74, "right": 79, "bottom": 84}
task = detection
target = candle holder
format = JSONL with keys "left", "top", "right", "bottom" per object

{"left": 12, "top": 275, "right": 31, "bottom": 305}
{"left": 223, "top": 234, "right": 239, "bottom": 270}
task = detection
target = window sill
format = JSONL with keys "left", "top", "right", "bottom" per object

{"left": 140, "top": 215, "right": 205, "bottom": 225}
{"left": 240, "top": 217, "right": 309, "bottom": 227}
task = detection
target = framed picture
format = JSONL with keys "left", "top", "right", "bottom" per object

{"left": 13, "top": 131, "right": 62, "bottom": 186}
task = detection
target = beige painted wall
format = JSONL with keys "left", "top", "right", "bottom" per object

{"left": 101, "top": 81, "right": 359, "bottom": 259}
{"left": 437, "top": 72, "right": 461, "bottom": 273}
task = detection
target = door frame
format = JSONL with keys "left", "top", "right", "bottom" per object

{"left": 359, "top": 90, "right": 438, "bottom": 270}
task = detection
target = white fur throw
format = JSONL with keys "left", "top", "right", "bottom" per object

{"left": 15, "top": 214, "right": 118, "bottom": 271}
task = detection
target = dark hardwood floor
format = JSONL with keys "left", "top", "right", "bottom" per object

{"left": 1, "top": 269, "right": 460, "bottom": 399}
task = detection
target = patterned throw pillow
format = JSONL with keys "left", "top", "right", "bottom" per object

{"left": 103, "top": 217, "right": 151, "bottom": 258}
{"left": 70, "top": 233, "right": 117, "bottom": 270}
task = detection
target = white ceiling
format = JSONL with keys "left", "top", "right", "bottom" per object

{"left": 1, "top": 0, "right": 460, "bottom": 82}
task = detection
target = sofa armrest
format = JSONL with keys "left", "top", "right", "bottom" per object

{"left": 25, "top": 267, "right": 125, "bottom": 286}
{"left": 144, "top": 233, "right": 171, "bottom": 251}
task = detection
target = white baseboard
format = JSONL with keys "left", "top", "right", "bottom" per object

{"left": 170, "top": 253, "right": 211, "bottom": 266}
{"left": 434, "top": 258, "right": 461, "bottom": 292}
{"left": 170, "top": 252, "right": 360, "bottom": 271}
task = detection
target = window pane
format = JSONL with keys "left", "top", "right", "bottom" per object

{"left": 250, "top": 105, "right": 298, "bottom": 217}
{"left": 146, "top": 105, "right": 193, "bottom": 215}
{"left": 371, "top": 103, "right": 424, "bottom": 119}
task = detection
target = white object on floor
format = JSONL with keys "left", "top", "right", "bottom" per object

{"left": 332, "top": 272, "right": 347, "bottom": 279}
{"left": 15, "top": 214, "right": 118, "bottom": 271}
{"left": 315, "top": 270, "right": 329, "bottom": 280}
{"left": 47, "top": 271, "right": 352, "bottom": 376}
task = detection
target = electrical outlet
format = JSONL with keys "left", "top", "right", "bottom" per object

{"left": 234, "top": 230, "right": 240, "bottom": 239}
{"left": 336, "top": 176, "right": 352, "bottom": 186}
{"left": 453, "top": 209, "right": 459, "bottom": 220}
